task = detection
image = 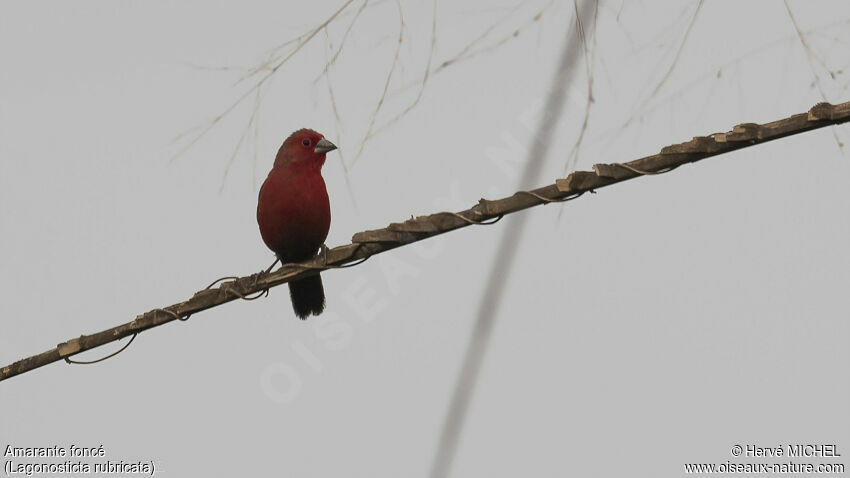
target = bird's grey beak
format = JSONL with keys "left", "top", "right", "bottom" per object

{"left": 314, "top": 137, "right": 337, "bottom": 154}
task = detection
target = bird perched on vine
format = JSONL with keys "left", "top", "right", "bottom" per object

{"left": 257, "top": 129, "right": 337, "bottom": 319}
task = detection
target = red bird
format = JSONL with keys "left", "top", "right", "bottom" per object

{"left": 257, "top": 129, "right": 337, "bottom": 319}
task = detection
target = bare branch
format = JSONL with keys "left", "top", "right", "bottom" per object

{"left": 2, "top": 100, "right": 848, "bottom": 383}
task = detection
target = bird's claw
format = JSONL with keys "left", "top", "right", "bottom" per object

{"left": 250, "top": 257, "right": 280, "bottom": 288}
{"left": 262, "top": 257, "right": 281, "bottom": 275}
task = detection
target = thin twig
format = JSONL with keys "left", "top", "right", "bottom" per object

{"left": 623, "top": 0, "right": 703, "bottom": 126}
{"left": 433, "top": 0, "right": 531, "bottom": 74}
{"left": 372, "top": 0, "right": 439, "bottom": 137}
{"left": 315, "top": 0, "right": 370, "bottom": 83}
{"left": 563, "top": 0, "right": 599, "bottom": 176}
{"left": 436, "top": 0, "right": 553, "bottom": 71}
{"left": 784, "top": 0, "right": 845, "bottom": 149}
{"left": 387, "top": 0, "right": 552, "bottom": 101}
{"left": 221, "top": 85, "right": 265, "bottom": 191}
{"left": 323, "top": 28, "right": 360, "bottom": 211}
{"left": 170, "top": 1, "right": 355, "bottom": 163}
{"left": 350, "top": 0, "right": 405, "bottom": 166}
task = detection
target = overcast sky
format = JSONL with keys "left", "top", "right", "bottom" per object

{"left": 2, "top": 1, "right": 849, "bottom": 476}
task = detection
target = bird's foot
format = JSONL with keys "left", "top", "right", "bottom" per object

{"left": 263, "top": 257, "right": 281, "bottom": 275}
{"left": 250, "top": 257, "right": 280, "bottom": 288}
{"left": 253, "top": 257, "right": 279, "bottom": 283}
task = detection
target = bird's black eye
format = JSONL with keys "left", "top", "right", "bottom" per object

{"left": 302, "top": 139, "right": 311, "bottom": 147}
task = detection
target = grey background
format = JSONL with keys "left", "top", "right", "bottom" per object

{"left": 1, "top": 1, "right": 848, "bottom": 476}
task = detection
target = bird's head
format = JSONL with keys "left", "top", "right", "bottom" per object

{"left": 274, "top": 128, "right": 337, "bottom": 170}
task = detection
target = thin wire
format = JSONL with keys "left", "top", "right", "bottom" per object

{"left": 205, "top": 276, "right": 240, "bottom": 289}
{"left": 438, "top": 212, "right": 504, "bottom": 225}
{"left": 200, "top": 214, "right": 499, "bottom": 311}
{"left": 337, "top": 256, "right": 370, "bottom": 268}
{"left": 516, "top": 190, "right": 585, "bottom": 203}
{"left": 611, "top": 162, "right": 682, "bottom": 175}
{"left": 197, "top": 252, "right": 371, "bottom": 309}
{"left": 64, "top": 333, "right": 138, "bottom": 365}
{"left": 152, "top": 308, "right": 185, "bottom": 322}
{"left": 241, "top": 289, "right": 270, "bottom": 300}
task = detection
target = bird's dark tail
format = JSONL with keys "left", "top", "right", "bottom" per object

{"left": 288, "top": 273, "right": 325, "bottom": 319}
